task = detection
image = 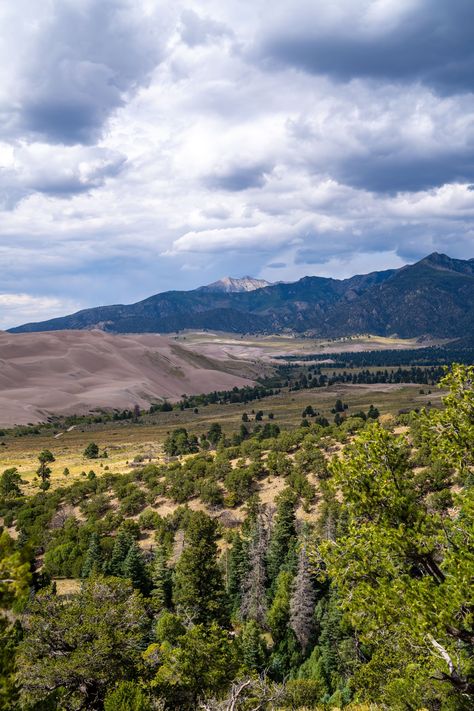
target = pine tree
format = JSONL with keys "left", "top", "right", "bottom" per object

{"left": 240, "top": 619, "right": 267, "bottom": 672}
{"left": 290, "top": 544, "right": 316, "bottom": 653}
{"left": 267, "top": 570, "right": 300, "bottom": 679}
{"left": 81, "top": 533, "right": 102, "bottom": 579}
{"left": 173, "top": 511, "right": 229, "bottom": 626}
{"left": 226, "top": 532, "right": 249, "bottom": 613}
{"left": 267, "top": 488, "right": 297, "bottom": 584}
{"left": 122, "top": 542, "right": 150, "bottom": 595}
{"left": 36, "top": 449, "right": 55, "bottom": 490}
{"left": 240, "top": 513, "right": 268, "bottom": 626}
{"left": 150, "top": 544, "right": 169, "bottom": 611}
{"left": 106, "top": 528, "right": 134, "bottom": 576}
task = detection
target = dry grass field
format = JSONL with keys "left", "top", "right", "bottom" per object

{"left": 0, "top": 380, "right": 441, "bottom": 493}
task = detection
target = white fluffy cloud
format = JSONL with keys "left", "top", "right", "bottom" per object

{"left": 0, "top": 0, "right": 473, "bottom": 327}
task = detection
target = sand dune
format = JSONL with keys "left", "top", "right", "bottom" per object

{"left": 0, "top": 330, "right": 256, "bottom": 426}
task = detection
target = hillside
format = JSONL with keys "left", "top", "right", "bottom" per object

{"left": 8, "top": 253, "right": 474, "bottom": 338}
{"left": 0, "top": 330, "right": 256, "bottom": 426}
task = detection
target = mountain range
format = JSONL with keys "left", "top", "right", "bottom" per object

{"left": 9, "top": 253, "right": 474, "bottom": 339}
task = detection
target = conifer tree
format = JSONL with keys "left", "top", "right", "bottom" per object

{"left": 106, "top": 528, "right": 134, "bottom": 577}
{"left": 240, "top": 619, "right": 268, "bottom": 672}
{"left": 173, "top": 511, "right": 229, "bottom": 626}
{"left": 267, "top": 488, "right": 297, "bottom": 584}
{"left": 226, "top": 532, "right": 249, "bottom": 613}
{"left": 290, "top": 544, "right": 316, "bottom": 653}
{"left": 240, "top": 513, "right": 268, "bottom": 626}
{"left": 122, "top": 542, "right": 149, "bottom": 595}
{"left": 267, "top": 570, "right": 299, "bottom": 678}
{"left": 36, "top": 449, "right": 55, "bottom": 490}
{"left": 81, "top": 532, "right": 102, "bottom": 579}
{"left": 150, "top": 544, "right": 169, "bottom": 611}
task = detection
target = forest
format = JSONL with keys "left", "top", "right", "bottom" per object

{"left": 0, "top": 365, "right": 472, "bottom": 710}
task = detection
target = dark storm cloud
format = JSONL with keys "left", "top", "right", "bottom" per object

{"left": 205, "top": 163, "right": 272, "bottom": 191}
{"left": 258, "top": 0, "right": 474, "bottom": 95}
{"left": 332, "top": 145, "right": 474, "bottom": 194}
{"left": 15, "top": 0, "right": 166, "bottom": 145}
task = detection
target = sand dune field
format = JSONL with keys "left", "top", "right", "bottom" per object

{"left": 0, "top": 330, "right": 256, "bottom": 426}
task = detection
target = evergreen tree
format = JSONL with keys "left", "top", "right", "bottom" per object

{"left": 122, "top": 542, "right": 150, "bottom": 595}
{"left": 240, "top": 512, "right": 268, "bottom": 626}
{"left": 150, "top": 544, "right": 169, "bottom": 611}
{"left": 0, "top": 468, "right": 23, "bottom": 498}
{"left": 267, "top": 488, "right": 297, "bottom": 584}
{"left": 84, "top": 442, "right": 99, "bottom": 459}
{"left": 290, "top": 544, "right": 316, "bottom": 653}
{"left": 36, "top": 449, "right": 55, "bottom": 490}
{"left": 240, "top": 619, "right": 268, "bottom": 672}
{"left": 173, "top": 511, "right": 229, "bottom": 626}
{"left": 104, "top": 680, "right": 152, "bottom": 711}
{"left": 267, "top": 570, "right": 299, "bottom": 679}
{"left": 17, "top": 577, "right": 149, "bottom": 710}
{"left": 81, "top": 533, "right": 102, "bottom": 579}
{"left": 105, "top": 528, "right": 134, "bottom": 577}
{"left": 226, "top": 532, "right": 249, "bottom": 613}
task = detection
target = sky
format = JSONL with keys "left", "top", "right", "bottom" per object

{"left": 1, "top": 0, "right": 474, "bottom": 328}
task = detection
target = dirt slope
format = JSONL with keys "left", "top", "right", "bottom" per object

{"left": 0, "top": 330, "right": 256, "bottom": 425}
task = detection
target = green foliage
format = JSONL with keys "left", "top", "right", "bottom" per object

{"left": 146, "top": 622, "right": 238, "bottom": 709}
{"left": 173, "top": 511, "right": 229, "bottom": 626}
{"left": 103, "top": 680, "right": 152, "bottom": 711}
{"left": 36, "top": 449, "right": 55, "bottom": 489}
{"left": 0, "top": 618, "right": 22, "bottom": 710}
{"left": 224, "top": 466, "right": 254, "bottom": 506}
{"left": 82, "top": 533, "right": 102, "bottom": 578}
{"left": 150, "top": 544, "right": 170, "bottom": 611}
{"left": 163, "top": 428, "right": 199, "bottom": 456}
{"left": 17, "top": 577, "right": 150, "bottom": 710}
{"left": 84, "top": 441, "right": 100, "bottom": 459}
{"left": 207, "top": 422, "right": 223, "bottom": 446}
{"left": 267, "top": 488, "right": 297, "bottom": 583}
{"left": 240, "top": 619, "right": 268, "bottom": 672}
{"left": 106, "top": 527, "right": 134, "bottom": 576}
{"left": 317, "top": 369, "right": 474, "bottom": 708}
{"left": 0, "top": 468, "right": 23, "bottom": 498}
{"left": 122, "top": 542, "right": 150, "bottom": 594}
{"left": 0, "top": 531, "right": 31, "bottom": 608}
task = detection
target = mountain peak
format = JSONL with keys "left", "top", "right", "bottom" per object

{"left": 418, "top": 252, "right": 474, "bottom": 275}
{"left": 197, "top": 276, "right": 272, "bottom": 293}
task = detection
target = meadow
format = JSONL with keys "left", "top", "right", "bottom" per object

{"left": 0, "top": 379, "right": 440, "bottom": 492}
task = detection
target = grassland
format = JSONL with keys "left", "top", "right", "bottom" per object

{"left": 0, "top": 380, "right": 441, "bottom": 493}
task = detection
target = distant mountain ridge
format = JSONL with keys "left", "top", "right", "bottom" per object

{"left": 9, "top": 253, "right": 474, "bottom": 339}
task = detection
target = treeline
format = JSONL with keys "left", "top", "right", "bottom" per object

{"left": 280, "top": 365, "right": 443, "bottom": 392}
{"left": 154, "top": 383, "right": 280, "bottom": 412}
{"left": 0, "top": 366, "right": 472, "bottom": 709}
{"left": 279, "top": 344, "right": 474, "bottom": 367}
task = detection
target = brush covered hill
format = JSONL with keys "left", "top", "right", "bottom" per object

{"left": 0, "top": 330, "right": 256, "bottom": 426}
{"left": 9, "top": 253, "right": 474, "bottom": 339}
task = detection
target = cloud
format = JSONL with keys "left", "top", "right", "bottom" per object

{"left": 0, "top": 1, "right": 473, "bottom": 327}
{"left": 1, "top": 0, "right": 171, "bottom": 145}
{"left": 205, "top": 161, "right": 272, "bottom": 191}
{"left": 256, "top": 0, "right": 474, "bottom": 95}
{"left": 180, "top": 9, "right": 232, "bottom": 47}
{"left": 0, "top": 144, "right": 126, "bottom": 208}
{"left": 0, "top": 293, "right": 80, "bottom": 330}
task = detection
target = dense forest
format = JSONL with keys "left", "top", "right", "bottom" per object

{"left": 0, "top": 365, "right": 472, "bottom": 709}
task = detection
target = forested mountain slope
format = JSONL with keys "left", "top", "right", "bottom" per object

{"left": 0, "top": 365, "right": 472, "bottom": 709}
{"left": 9, "top": 253, "right": 474, "bottom": 338}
